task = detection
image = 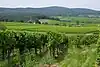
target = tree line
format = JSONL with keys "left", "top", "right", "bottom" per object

{"left": 0, "top": 15, "right": 60, "bottom": 23}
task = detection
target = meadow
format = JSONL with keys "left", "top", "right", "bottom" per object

{"left": 1, "top": 22, "right": 100, "bottom": 34}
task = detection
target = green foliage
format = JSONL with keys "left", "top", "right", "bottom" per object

{"left": 60, "top": 44, "right": 96, "bottom": 67}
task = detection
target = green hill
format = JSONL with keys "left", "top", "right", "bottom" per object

{"left": 0, "top": 6, "right": 100, "bottom": 21}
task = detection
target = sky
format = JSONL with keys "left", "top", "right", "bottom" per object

{"left": 0, "top": 0, "right": 100, "bottom": 10}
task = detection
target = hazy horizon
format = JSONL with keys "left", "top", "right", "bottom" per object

{"left": 0, "top": 0, "right": 100, "bottom": 10}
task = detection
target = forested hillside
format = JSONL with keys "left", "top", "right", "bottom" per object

{"left": 0, "top": 6, "right": 100, "bottom": 22}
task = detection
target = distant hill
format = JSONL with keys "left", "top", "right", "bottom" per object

{"left": 0, "top": 6, "right": 100, "bottom": 21}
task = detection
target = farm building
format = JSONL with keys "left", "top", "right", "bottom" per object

{"left": 27, "top": 19, "right": 41, "bottom": 24}
{"left": 27, "top": 18, "right": 48, "bottom": 24}
{"left": 39, "top": 19, "right": 48, "bottom": 24}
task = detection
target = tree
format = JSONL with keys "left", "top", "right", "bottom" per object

{"left": 19, "top": 20, "right": 24, "bottom": 22}
{"left": 35, "top": 19, "right": 41, "bottom": 24}
{"left": 76, "top": 21, "right": 79, "bottom": 25}
{"left": 0, "top": 23, "right": 7, "bottom": 31}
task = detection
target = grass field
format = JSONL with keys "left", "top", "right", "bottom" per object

{"left": 55, "top": 16, "right": 100, "bottom": 23}
{"left": 1, "top": 22, "right": 99, "bottom": 34}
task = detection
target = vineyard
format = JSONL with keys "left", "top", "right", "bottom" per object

{"left": 0, "top": 29, "right": 99, "bottom": 67}
{"left": 97, "top": 34, "right": 100, "bottom": 67}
